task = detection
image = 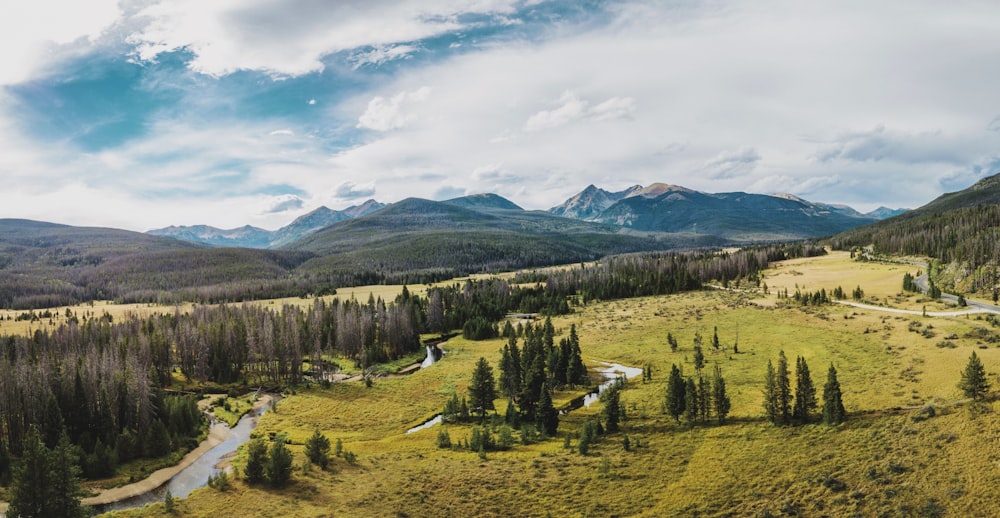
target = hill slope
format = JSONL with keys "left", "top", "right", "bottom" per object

{"left": 552, "top": 184, "right": 876, "bottom": 241}
{"left": 285, "top": 197, "right": 722, "bottom": 277}
{"left": 829, "top": 172, "right": 1000, "bottom": 294}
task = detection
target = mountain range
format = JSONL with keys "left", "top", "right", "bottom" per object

{"left": 6, "top": 175, "right": 1000, "bottom": 310}
{"left": 148, "top": 185, "right": 907, "bottom": 248}
{"left": 148, "top": 199, "right": 386, "bottom": 249}
{"left": 549, "top": 183, "right": 903, "bottom": 241}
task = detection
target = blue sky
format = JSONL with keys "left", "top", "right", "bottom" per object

{"left": 1, "top": 0, "right": 999, "bottom": 231}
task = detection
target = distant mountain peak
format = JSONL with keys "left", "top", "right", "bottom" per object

{"left": 444, "top": 193, "right": 523, "bottom": 211}
{"left": 149, "top": 200, "right": 387, "bottom": 249}
{"left": 866, "top": 206, "right": 909, "bottom": 220}
{"left": 550, "top": 182, "right": 876, "bottom": 241}
{"left": 770, "top": 193, "right": 808, "bottom": 203}
{"left": 630, "top": 183, "right": 696, "bottom": 199}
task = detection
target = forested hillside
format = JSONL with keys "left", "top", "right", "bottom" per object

{"left": 830, "top": 173, "right": 1000, "bottom": 295}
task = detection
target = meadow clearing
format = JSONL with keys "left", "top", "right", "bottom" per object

{"left": 93, "top": 250, "right": 1000, "bottom": 517}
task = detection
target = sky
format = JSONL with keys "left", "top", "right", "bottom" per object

{"left": 1, "top": 0, "right": 999, "bottom": 232}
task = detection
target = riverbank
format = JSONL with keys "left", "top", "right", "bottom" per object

{"left": 83, "top": 393, "right": 274, "bottom": 507}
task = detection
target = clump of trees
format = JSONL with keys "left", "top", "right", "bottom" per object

{"left": 528, "top": 245, "right": 826, "bottom": 305}
{"left": 763, "top": 352, "right": 846, "bottom": 426}
{"left": 664, "top": 363, "right": 731, "bottom": 426}
{"left": 7, "top": 427, "right": 85, "bottom": 518}
{"left": 243, "top": 434, "right": 301, "bottom": 487}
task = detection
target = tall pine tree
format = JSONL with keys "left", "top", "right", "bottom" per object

{"left": 822, "top": 364, "right": 847, "bottom": 425}
{"left": 793, "top": 356, "right": 817, "bottom": 423}
{"left": 712, "top": 365, "right": 731, "bottom": 425}
{"left": 469, "top": 357, "right": 498, "bottom": 420}
{"left": 763, "top": 360, "right": 778, "bottom": 424}
{"left": 536, "top": 383, "right": 559, "bottom": 436}
{"left": 9, "top": 427, "right": 51, "bottom": 518}
{"left": 959, "top": 351, "right": 990, "bottom": 401}
{"left": 776, "top": 351, "right": 792, "bottom": 425}
{"left": 666, "top": 364, "right": 686, "bottom": 422}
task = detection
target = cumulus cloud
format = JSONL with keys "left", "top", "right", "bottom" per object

{"left": 264, "top": 195, "right": 304, "bottom": 213}
{"left": 0, "top": 0, "right": 120, "bottom": 85}
{"left": 334, "top": 181, "right": 377, "bottom": 199}
{"left": 357, "top": 87, "right": 431, "bottom": 131}
{"left": 525, "top": 91, "right": 589, "bottom": 131}
{"left": 702, "top": 147, "right": 761, "bottom": 179}
{"left": 524, "top": 92, "right": 636, "bottom": 132}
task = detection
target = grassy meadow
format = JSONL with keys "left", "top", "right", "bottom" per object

{"left": 84, "top": 251, "right": 1000, "bottom": 516}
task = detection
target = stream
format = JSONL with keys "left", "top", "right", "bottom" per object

{"left": 93, "top": 397, "right": 277, "bottom": 514}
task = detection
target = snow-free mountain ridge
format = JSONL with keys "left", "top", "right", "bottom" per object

{"left": 148, "top": 200, "right": 386, "bottom": 249}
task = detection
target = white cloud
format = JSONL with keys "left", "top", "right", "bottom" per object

{"left": 350, "top": 44, "right": 419, "bottom": 69}
{"left": 264, "top": 195, "right": 304, "bottom": 214}
{"left": 525, "top": 91, "right": 589, "bottom": 132}
{"left": 126, "top": 0, "right": 520, "bottom": 77}
{"left": 0, "top": 0, "right": 120, "bottom": 84}
{"left": 357, "top": 87, "right": 431, "bottom": 131}
{"left": 334, "top": 181, "right": 377, "bottom": 199}
{"left": 524, "top": 92, "right": 637, "bottom": 132}
{"left": 702, "top": 147, "right": 761, "bottom": 179}
{"left": 589, "top": 97, "right": 637, "bottom": 122}
{"left": 324, "top": 0, "right": 1000, "bottom": 212}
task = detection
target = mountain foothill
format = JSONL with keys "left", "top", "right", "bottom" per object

{"left": 0, "top": 179, "right": 928, "bottom": 310}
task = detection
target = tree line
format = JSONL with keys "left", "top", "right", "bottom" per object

{"left": 518, "top": 244, "right": 827, "bottom": 305}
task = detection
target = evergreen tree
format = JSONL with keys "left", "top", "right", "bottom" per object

{"left": 304, "top": 428, "right": 331, "bottom": 470}
{"left": 469, "top": 356, "right": 498, "bottom": 420}
{"left": 565, "top": 324, "right": 587, "bottom": 386}
{"left": 763, "top": 360, "right": 778, "bottom": 424}
{"left": 667, "top": 332, "right": 678, "bottom": 352}
{"left": 543, "top": 317, "right": 555, "bottom": 351}
{"left": 693, "top": 344, "right": 705, "bottom": 371}
{"left": 602, "top": 381, "right": 622, "bottom": 433}
{"left": 146, "top": 419, "right": 172, "bottom": 458}
{"left": 536, "top": 383, "right": 559, "bottom": 436}
{"left": 697, "top": 375, "right": 710, "bottom": 423}
{"left": 666, "top": 364, "right": 686, "bottom": 422}
{"left": 776, "top": 351, "right": 792, "bottom": 425}
{"left": 684, "top": 377, "right": 699, "bottom": 424}
{"left": 244, "top": 438, "right": 268, "bottom": 484}
{"left": 47, "top": 432, "right": 84, "bottom": 518}
{"left": 959, "top": 351, "right": 990, "bottom": 401}
{"left": 712, "top": 326, "right": 720, "bottom": 350}
{"left": 822, "top": 364, "right": 847, "bottom": 425}
{"left": 9, "top": 427, "right": 49, "bottom": 518}
{"left": 498, "top": 342, "right": 521, "bottom": 401}
{"left": 504, "top": 399, "right": 520, "bottom": 427}
{"left": 0, "top": 438, "right": 11, "bottom": 486}
{"left": 712, "top": 365, "right": 731, "bottom": 425}
{"left": 555, "top": 338, "right": 571, "bottom": 386}
{"left": 519, "top": 351, "right": 547, "bottom": 421}
{"left": 267, "top": 437, "right": 294, "bottom": 487}
{"left": 42, "top": 395, "right": 65, "bottom": 449}
{"left": 793, "top": 356, "right": 817, "bottom": 423}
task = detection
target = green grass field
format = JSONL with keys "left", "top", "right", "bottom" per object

{"left": 86, "top": 252, "right": 1000, "bottom": 516}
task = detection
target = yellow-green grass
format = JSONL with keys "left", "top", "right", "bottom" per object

{"left": 211, "top": 395, "right": 258, "bottom": 428}
{"left": 77, "top": 254, "right": 1000, "bottom": 516}
{"left": 758, "top": 250, "right": 968, "bottom": 312}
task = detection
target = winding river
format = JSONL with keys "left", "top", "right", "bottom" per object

{"left": 92, "top": 397, "right": 276, "bottom": 514}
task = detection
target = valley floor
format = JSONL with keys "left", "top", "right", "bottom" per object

{"left": 87, "top": 251, "right": 1000, "bottom": 517}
